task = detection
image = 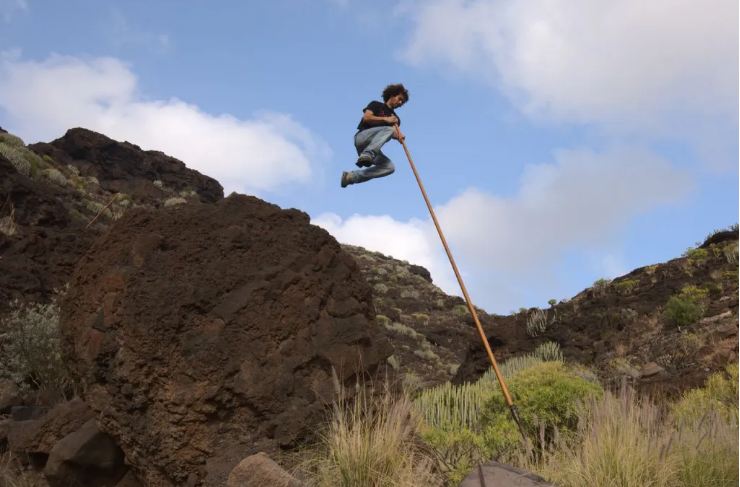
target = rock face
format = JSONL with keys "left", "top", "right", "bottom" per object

{"left": 60, "top": 195, "right": 391, "bottom": 486}
{"left": 0, "top": 152, "right": 98, "bottom": 310}
{"left": 30, "top": 128, "right": 223, "bottom": 205}
{"left": 455, "top": 232, "right": 739, "bottom": 396}
{"left": 1, "top": 127, "right": 224, "bottom": 314}
{"left": 342, "top": 245, "right": 491, "bottom": 387}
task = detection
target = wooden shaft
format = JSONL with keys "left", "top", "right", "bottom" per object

{"left": 86, "top": 194, "right": 118, "bottom": 229}
{"left": 395, "top": 126, "right": 515, "bottom": 407}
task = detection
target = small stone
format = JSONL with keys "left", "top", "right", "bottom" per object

{"left": 227, "top": 452, "right": 303, "bottom": 487}
{"left": 640, "top": 362, "right": 665, "bottom": 378}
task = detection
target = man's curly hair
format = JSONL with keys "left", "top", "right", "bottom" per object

{"left": 382, "top": 83, "right": 409, "bottom": 103}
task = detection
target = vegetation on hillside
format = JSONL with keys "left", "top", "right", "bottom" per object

{"left": 299, "top": 350, "right": 738, "bottom": 487}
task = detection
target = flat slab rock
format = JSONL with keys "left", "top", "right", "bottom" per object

{"left": 460, "top": 461, "right": 555, "bottom": 487}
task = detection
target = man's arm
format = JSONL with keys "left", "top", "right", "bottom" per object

{"left": 362, "top": 109, "right": 399, "bottom": 127}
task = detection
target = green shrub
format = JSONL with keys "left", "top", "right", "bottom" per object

{"left": 614, "top": 278, "right": 639, "bottom": 295}
{"left": 664, "top": 285, "right": 709, "bottom": 327}
{"left": 480, "top": 362, "right": 603, "bottom": 456}
{"left": 533, "top": 341, "right": 563, "bottom": 362}
{"left": 418, "top": 426, "right": 486, "bottom": 485}
{"left": 683, "top": 247, "right": 709, "bottom": 264}
{"left": 0, "top": 139, "right": 46, "bottom": 178}
{"left": 414, "top": 350, "right": 556, "bottom": 482}
{"left": 672, "top": 363, "right": 738, "bottom": 423}
{"left": 452, "top": 304, "right": 470, "bottom": 317}
{"left": 0, "top": 300, "right": 73, "bottom": 398}
{"left": 164, "top": 196, "right": 187, "bottom": 207}
{"left": 592, "top": 278, "right": 611, "bottom": 296}
{"left": 41, "top": 167, "right": 68, "bottom": 186}
{"left": 0, "top": 143, "right": 31, "bottom": 176}
{"left": 0, "top": 132, "right": 25, "bottom": 147}
{"left": 490, "top": 364, "right": 739, "bottom": 487}
{"left": 722, "top": 241, "right": 738, "bottom": 264}
{"left": 414, "top": 345, "right": 582, "bottom": 484}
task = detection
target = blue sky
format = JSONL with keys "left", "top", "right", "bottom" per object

{"left": 1, "top": 0, "right": 737, "bottom": 313}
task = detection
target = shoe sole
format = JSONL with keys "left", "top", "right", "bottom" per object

{"left": 356, "top": 154, "right": 374, "bottom": 166}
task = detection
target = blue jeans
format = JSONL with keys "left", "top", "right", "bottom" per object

{"left": 347, "top": 126, "right": 396, "bottom": 184}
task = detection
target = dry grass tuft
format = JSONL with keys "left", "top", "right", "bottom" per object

{"left": 297, "top": 382, "right": 443, "bottom": 487}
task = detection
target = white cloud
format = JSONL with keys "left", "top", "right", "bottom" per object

{"left": 436, "top": 146, "right": 692, "bottom": 273}
{"left": 315, "top": 146, "right": 692, "bottom": 312}
{"left": 400, "top": 0, "right": 738, "bottom": 158}
{"left": 312, "top": 212, "right": 459, "bottom": 294}
{"left": 0, "top": 52, "right": 330, "bottom": 195}
{"left": 0, "top": 0, "right": 27, "bottom": 22}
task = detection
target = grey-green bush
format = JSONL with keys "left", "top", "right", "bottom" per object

{"left": 0, "top": 300, "right": 73, "bottom": 397}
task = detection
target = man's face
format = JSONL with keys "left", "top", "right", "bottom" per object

{"left": 387, "top": 94, "right": 406, "bottom": 109}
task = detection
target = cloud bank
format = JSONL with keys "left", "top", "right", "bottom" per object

{"left": 0, "top": 52, "right": 331, "bottom": 194}
{"left": 400, "top": 0, "right": 738, "bottom": 163}
{"left": 316, "top": 146, "right": 692, "bottom": 311}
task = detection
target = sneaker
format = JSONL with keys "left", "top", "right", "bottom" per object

{"left": 340, "top": 171, "right": 352, "bottom": 188}
{"left": 356, "top": 152, "right": 374, "bottom": 167}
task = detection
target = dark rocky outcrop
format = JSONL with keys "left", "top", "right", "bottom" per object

{"left": 60, "top": 195, "right": 391, "bottom": 486}
{"left": 0, "top": 152, "right": 99, "bottom": 310}
{"left": 343, "top": 245, "right": 505, "bottom": 388}
{"left": 1, "top": 128, "right": 224, "bottom": 313}
{"left": 454, "top": 233, "right": 739, "bottom": 397}
{"left": 30, "top": 128, "right": 223, "bottom": 205}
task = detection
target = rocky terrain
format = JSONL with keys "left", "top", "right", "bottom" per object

{"left": 0, "top": 126, "right": 737, "bottom": 486}
{"left": 453, "top": 230, "right": 738, "bottom": 397}
{"left": 1, "top": 127, "right": 223, "bottom": 313}
{"left": 61, "top": 195, "right": 389, "bottom": 486}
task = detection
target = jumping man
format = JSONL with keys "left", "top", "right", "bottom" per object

{"left": 341, "top": 83, "right": 409, "bottom": 188}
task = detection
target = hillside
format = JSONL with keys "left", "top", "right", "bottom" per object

{"left": 345, "top": 232, "right": 738, "bottom": 397}
{"left": 0, "top": 126, "right": 737, "bottom": 486}
{"left": 2, "top": 125, "right": 736, "bottom": 397}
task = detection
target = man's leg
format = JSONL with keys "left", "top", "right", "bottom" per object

{"left": 345, "top": 152, "right": 395, "bottom": 185}
{"left": 355, "top": 126, "right": 395, "bottom": 163}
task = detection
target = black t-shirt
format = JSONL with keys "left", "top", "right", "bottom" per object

{"left": 356, "top": 100, "right": 400, "bottom": 131}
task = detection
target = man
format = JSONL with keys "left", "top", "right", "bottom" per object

{"left": 341, "top": 83, "right": 408, "bottom": 188}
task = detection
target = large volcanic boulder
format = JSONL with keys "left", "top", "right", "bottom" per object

{"left": 30, "top": 128, "right": 223, "bottom": 205}
{"left": 60, "top": 195, "right": 390, "bottom": 486}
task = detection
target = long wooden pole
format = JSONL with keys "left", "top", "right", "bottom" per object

{"left": 86, "top": 194, "right": 118, "bottom": 229}
{"left": 394, "top": 125, "right": 525, "bottom": 437}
